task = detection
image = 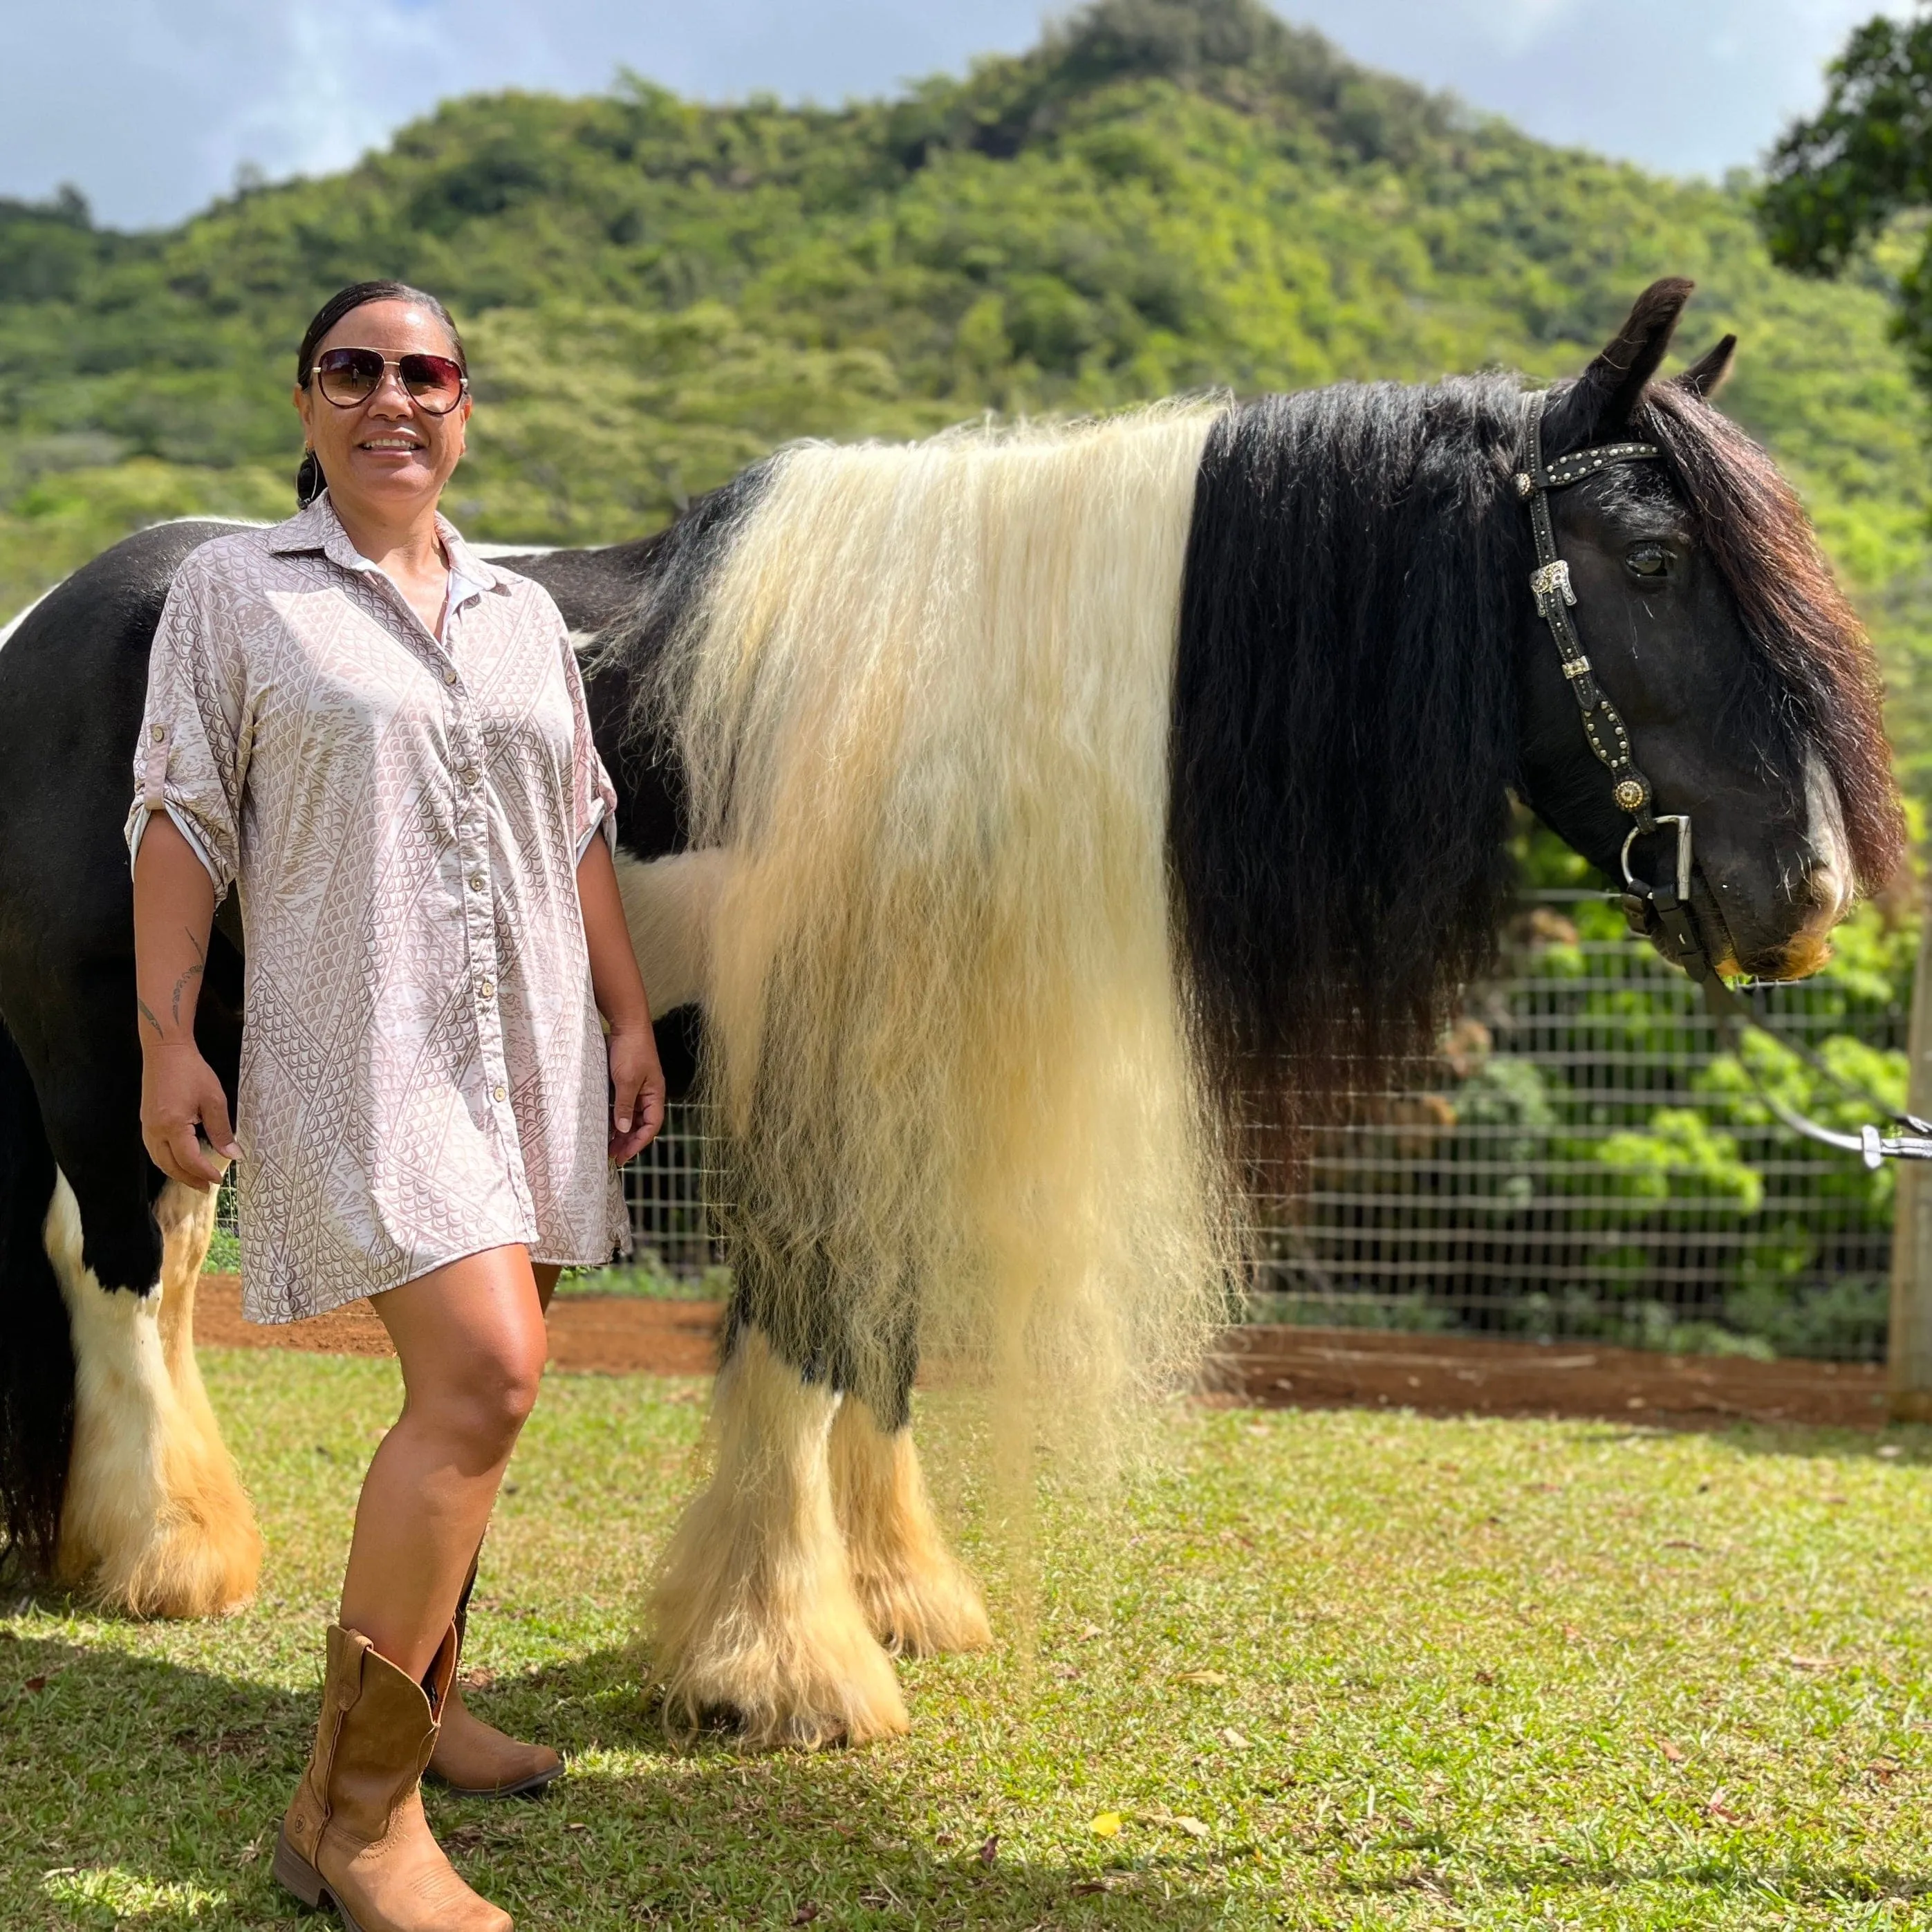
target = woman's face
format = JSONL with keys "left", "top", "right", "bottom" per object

{"left": 292, "top": 299, "right": 470, "bottom": 521}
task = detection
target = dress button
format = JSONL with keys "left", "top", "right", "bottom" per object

{"left": 151, "top": 723, "right": 165, "bottom": 743}
{"left": 443, "top": 667, "right": 458, "bottom": 686}
{"left": 469, "top": 873, "right": 485, "bottom": 893}
{"left": 479, "top": 978, "right": 494, "bottom": 1000}
{"left": 492, "top": 1083, "right": 507, "bottom": 1102}
{"left": 459, "top": 765, "right": 478, "bottom": 785}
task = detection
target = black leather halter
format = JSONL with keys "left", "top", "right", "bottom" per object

{"left": 1517, "top": 388, "right": 1714, "bottom": 983}
{"left": 1517, "top": 388, "right": 1932, "bottom": 1165}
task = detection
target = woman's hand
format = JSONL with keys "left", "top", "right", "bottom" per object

{"left": 141, "top": 1040, "right": 239, "bottom": 1191}
{"left": 607, "top": 1023, "right": 665, "bottom": 1164}
{"left": 133, "top": 813, "right": 231, "bottom": 1190}
{"left": 576, "top": 835, "right": 664, "bottom": 1164}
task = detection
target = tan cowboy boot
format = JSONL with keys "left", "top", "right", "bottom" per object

{"left": 273, "top": 1624, "right": 512, "bottom": 1932}
{"left": 426, "top": 1560, "right": 563, "bottom": 1799}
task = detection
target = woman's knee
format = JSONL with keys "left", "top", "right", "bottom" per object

{"left": 412, "top": 1329, "right": 546, "bottom": 1460}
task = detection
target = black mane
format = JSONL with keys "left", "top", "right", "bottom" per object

{"left": 1168, "top": 374, "right": 1531, "bottom": 1155}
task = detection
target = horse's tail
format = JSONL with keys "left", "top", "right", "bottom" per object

{"left": 0, "top": 1019, "right": 71, "bottom": 1572}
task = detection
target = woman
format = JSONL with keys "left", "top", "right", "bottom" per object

{"left": 129, "top": 279, "right": 662, "bottom": 1932}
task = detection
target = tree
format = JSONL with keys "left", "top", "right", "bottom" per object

{"left": 1761, "top": 12, "right": 1932, "bottom": 390}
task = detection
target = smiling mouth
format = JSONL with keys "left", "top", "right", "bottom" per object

{"left": 358, "top": 436, "right": 425, "bottom": 453}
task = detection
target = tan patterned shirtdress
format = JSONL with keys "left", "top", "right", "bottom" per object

{"left": 126, "top": 492, "right": 630, "bottom": 1322}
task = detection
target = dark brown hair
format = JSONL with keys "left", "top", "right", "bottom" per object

{"left": 293, "top": 280, "right": 467, "bottom": 508}
{"left": 1635, "top": 380, "right": 1904, "bottom": 893}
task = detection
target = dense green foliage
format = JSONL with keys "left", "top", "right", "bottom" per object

{"left": 1761, "top": 12, "right": 1932, "bottom": 390}
{"left": 4, "top": 0, "right": 1932, "bottom": 788}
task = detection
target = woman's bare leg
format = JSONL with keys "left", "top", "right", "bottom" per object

{"left": 422, "top": 1257, "right": 566, "bottom": 1796}
{"left": 339, "top": 1245, "right": 548, "bottom": 1682}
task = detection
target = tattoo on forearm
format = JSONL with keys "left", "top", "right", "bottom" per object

{"left": 138, "top": 998, "right": 165, "bottom": 1041}
{"left": 169, "top": 928, "right": 206, "bottom": 1028}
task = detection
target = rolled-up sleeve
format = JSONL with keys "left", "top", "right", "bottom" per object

{"left": 561, "top": 626, "right": 618, "bottom": 863}
{"left": 124, "top": 557, "right": 250, "bottom": 892}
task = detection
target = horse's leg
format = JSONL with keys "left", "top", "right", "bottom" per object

{"left": 827, "top": 1319, "right": 990, "bottom": 1656}
{"left": 828, "top": 1400, "right": 991, "bottom": 1657}
{"left": 646, "top": 1321, "right": 907, "bottom": 1749}
{"left": 44, "top": 1123, "right": 260, "bottom": 1617}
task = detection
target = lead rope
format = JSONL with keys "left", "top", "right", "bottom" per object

{"left": 1518, "top": 387, "right": 1932, "bottom": 1164}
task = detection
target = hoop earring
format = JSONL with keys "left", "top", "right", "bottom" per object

{"left": 294, "top": 448, "right": 325, "bottom": 510}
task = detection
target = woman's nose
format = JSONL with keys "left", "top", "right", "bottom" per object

{"left": 364, "top": 369, "right": 415, "bottom": 413}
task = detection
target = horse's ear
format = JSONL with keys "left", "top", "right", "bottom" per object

{"left": 1541, "top": 277, "right": 1696, "bottom": 454}
{"left": 1673, "top": 333, "right": 1737, "bottom": 400}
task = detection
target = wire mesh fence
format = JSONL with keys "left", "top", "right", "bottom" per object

{"left": 1247, "top": 890, "right": 1904, "bottom": 1360}
{"left": 212, "top": 891, "right": 1908, "bottom": 1359}
{"left": 615, "top": 1098, "right": 722, "bottom": 1283}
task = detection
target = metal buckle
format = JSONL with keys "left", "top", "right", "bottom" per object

{"left": 1620, "top": 812, "right": 1692, "bottom": 904}
{"left": 1530, "top": 559, "right": 1575, "bottom": 606}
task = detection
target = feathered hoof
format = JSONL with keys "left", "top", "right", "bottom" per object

{"left": 649, "top": 1327, "right": 913, "bottom": 1748}
{"left": 57, "top": 1456, "right": 262, "bottom": 1619}
{"left": 851, "top": 1550, "right": 992, "bottom": 1659}
{"left": 652, "top": 1612, "right": 909, "bottom": 1752}
{"left": 828, "top": 1400, "right": 992, "bottom": 1657}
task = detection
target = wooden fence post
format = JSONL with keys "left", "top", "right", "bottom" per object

{"left": 1889, "top": 873, "right": 1932, "bottom": 1421}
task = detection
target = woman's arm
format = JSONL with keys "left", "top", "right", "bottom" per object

{"left": 133, "top": 814, "right": 237, "bottom": 1189}
{"left": 577, "top": 836, "right": 665, "bottom": 1163}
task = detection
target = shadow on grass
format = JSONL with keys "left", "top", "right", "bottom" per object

{"left": 0, "top": 1633, "right": 1241, "bottom": 1929}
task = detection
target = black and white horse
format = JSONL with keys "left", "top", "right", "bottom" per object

{"left": 0, "top": 280, "right": 1900, "bottom": 1747}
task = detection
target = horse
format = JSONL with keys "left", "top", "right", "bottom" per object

{"left": 0, "top": 278, "right": 1900, "bottom": 1748}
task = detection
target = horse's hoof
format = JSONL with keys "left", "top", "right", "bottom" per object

{"left": 653, "top": 1626, "right": 910, "bottom": 1752}
{"left": 852, "top": 1556, "right": 992, "bottom": 1659}
{"left": 828, "top": 1400, "right": 992, "bottom": 1658}
{"left": 58, "top": 1465, "right": 261, "bottom": 1619}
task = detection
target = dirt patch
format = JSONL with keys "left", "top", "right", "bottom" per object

{"left": 194, "top": 1276, "right": 722, "bottom": 1377}
{"left": 195, "top": 1275, "right": 1890, "bottom": 1429}
{"left": 1208, "top": 1325, "right": 1890, "bottom": 1430}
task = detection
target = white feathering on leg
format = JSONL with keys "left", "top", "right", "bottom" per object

{"left": 50, "top": 1175, "right": 260, "bottom": 1617}
{"left": 829, "top": 1397, "right": 990, "bottom": 1657}
{"left": 647, "top": 1328, "right": 907, "bottom": 1749}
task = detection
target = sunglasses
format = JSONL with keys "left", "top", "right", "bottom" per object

{"left": 308, "top": 347, "right": 468, "bottom": 415}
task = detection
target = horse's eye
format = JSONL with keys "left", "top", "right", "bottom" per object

{"left": 1626, "top": 542, "right": 1672, "bottom": 579}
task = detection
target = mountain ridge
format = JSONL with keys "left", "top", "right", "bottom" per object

{"left": 3, "top": 0, "right": 1929, "bottom": 780}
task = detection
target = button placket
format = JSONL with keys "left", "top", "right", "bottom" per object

{"left": 446, "top": 667, "right": 527, "bottom": 1217}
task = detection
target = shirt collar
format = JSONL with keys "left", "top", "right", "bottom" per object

{"left": 266, "top": 490, "right": 509, "bottom": 601}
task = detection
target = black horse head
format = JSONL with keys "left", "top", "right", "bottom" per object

{"left": 1169, "top": 279, "right": 1904, "bottom": 1153}
{"left": 1515, "top": 277, "right": 1900, "bottom": 982}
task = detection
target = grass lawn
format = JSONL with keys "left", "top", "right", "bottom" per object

{"left": 6, "top": 1357, "right": 1932, "bottom": 1929}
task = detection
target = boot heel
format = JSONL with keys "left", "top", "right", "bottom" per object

{"left": 272, "top": 1828, "right": 325, "bottom": 1908}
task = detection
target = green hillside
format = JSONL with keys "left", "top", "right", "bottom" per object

{"left": 3, "top": 0, "right": 1930, "bottom": 785}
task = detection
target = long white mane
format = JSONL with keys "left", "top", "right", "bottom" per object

{"left": 669, "top": 403, "right": 1236, "bottom": 1435}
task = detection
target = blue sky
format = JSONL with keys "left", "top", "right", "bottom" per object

{"left": 2, "top": 1, "right": 1917, "bottom": 230}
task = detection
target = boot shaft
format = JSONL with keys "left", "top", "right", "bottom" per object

{"left": 286, "top": 1624, "right": 456, "bottom": 1861}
